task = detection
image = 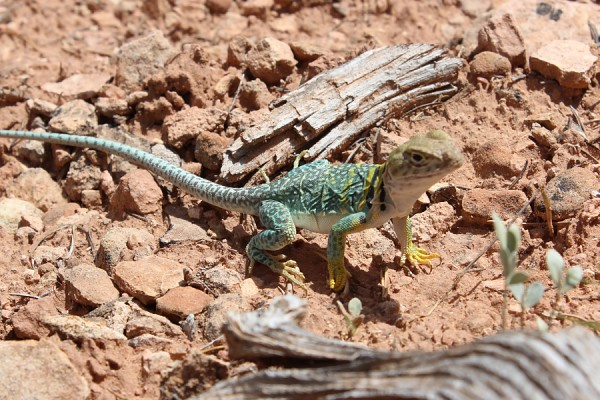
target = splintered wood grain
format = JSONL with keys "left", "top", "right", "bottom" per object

{"left": 194, "top": 295, "right": 600, "bottom": 400}
{"left": 220, "top": 44, "right": 462, "bottom": 184}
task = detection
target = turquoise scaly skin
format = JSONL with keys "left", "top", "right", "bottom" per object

{"left": 0, "top": 129, "right": 463, "bottom": 292}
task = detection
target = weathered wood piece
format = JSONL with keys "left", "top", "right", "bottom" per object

{"left": 194, "top": 295, "right": 600, "bottom": 400}
{"left": 220, "top": 44, "right": 462, "bottom": 183}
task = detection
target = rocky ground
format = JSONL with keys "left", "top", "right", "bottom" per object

{"left": 0, "top": 0, "right": 599, "bottom": 399}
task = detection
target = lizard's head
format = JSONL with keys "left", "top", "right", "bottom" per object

{"left": 383, "top": 130, "right": 463, "bottom": 199}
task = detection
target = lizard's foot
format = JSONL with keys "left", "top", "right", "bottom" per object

{"left": 403, "top": 243, "right": 440, "bottom": 273}
{"left": 328, "top": 261, "right": 352, "bottom": 293}
{"left": 268, "top": 257, "right": 306, "bottom": 289}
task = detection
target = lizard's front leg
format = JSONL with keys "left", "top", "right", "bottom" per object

{"left": 392, "top": 216, "right": 440, "bottom": 269}
{"left": 246, "top": 200, "right": 305, "bottom": 288}
{"left": 327, "top": 212, "right": 369, "bottom": 293}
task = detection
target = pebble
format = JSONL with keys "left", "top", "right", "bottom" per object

{"left": 125, "top": 307, "right": 185, "bottom": 338}
{"left": 159, "top": 215, "right": 212, "bottom": 246}
{"left": 156, "top": 286, "right": 213, "bottom": 320}
{"left": 109, "top": 169, "right": 163, "bottom": 215}
{"left": 48, "top": 99, "right": 98, "bottom": 135}
{"left": 6, "top": 168, "right": 67, "bottom": 212}
{"left": 42, "top": 73, "right": 111, "bottom": 100}
{"left": 162, "top": 106, "right": 224, "bottom": 150}
{"left": 534, "top": 167, "right": 596, "bottom": 220}
{"left": 469, "top": 51, "right": 511, "bottom": 78}
{"left": 12, "top": 139, "right": 45, "bottom": 166}
{"left": 115, "top": 31, "right": 176, "bottom": 91}
{"left": 113, "top": 255, "right": 185, "bottom": 305}
{"left": 239, "top": 79, "right": 274, "bottom": 111}
{"left": 289, "top": 41, "right": 325, "bottom": 62}
{"left": 239, "top": 0, "right": 273, "bottom": 19}
{"left": 0, "top": 198, "right": 43, "bottom": 233}
{"left": 63, "top": 156, "right": 103, "bottom": 201}
{"left": 202, "top": 293, "right": 252, "bottom": 341}
{"left": 227, "top": 36, "right": 254, "bottom": 67}
{"left": 475, "top": 13, "right": 526, "bottom": 67}
{"left": 194, "top": 130, "right": 231, "bottom": 171}
{"left": 42, "top": 314, "right": 127, "bottom": 342}
{"left": 206, "top": 0, "right": 233, "bottom": 14}
{"left": 25, "top": 98, "right": 58, "bottom": 117}
{"left": 471, "top": 139, "right": 524, "bottom": 180}
{"left": 462, "top": 188, "right": 530, "bottom": 224}
{"left": 95, "top": 97, "right": 129, "bottom": 117}
{"left": 185, "top": 265, "right": 243, "bottom": 294}
{"left": 530, "top": 40, "right": 596, "bottom": 89}
{"left": 11, "top": 296, "right": 57, "bottom": 339}
{"left": 247, "top": 37, "right": 297, "bottom": 85}
{"left": 410, "top": 202, "right": 457, "bottom": 243}
{"left": 62, "top": 264, "right": 120, "bottom": 307}
{"left": 96, "top": 227, "right": 155, "bottom": 273}
{"left": 0, "top": 340, "right": 90, "bottom": 399}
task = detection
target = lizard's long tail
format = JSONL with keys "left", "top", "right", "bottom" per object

{"left": 0, "top": 130, "right": 263, "bottom": 214}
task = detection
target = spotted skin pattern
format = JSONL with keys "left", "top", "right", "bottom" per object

{"left": 0, "top": 129, "right": 463, "bottom": 292}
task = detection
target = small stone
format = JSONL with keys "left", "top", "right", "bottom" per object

{"left": 115, "top": 31, "right": 176, "bottom": 91}
{"left": 194, "top": 131, "right": 231, "bottom": 171}
{"left": 239, "top": 0, "right": 273, "bottom": 19}
{"left": 156, "top": 286, "right": 213, "bottom": 320}
{"left": 471, "top": 139, "right": 524, "bottom": 180}
{"left": 6, "top": 168, "right": 67, "bottom": 212}
{"left": 247, "top": 37, "right": 297, "bottom": 85}
{"left": 460, "top": 0, "right": 492, "bottom": 18}
{"left": 125, "top": 308, "right": 184, "bottom": 338}
{"left": 25, "top": 98, "right": 58, "bottom": 117}
{"left": 160, "top": 215, "right": 212, "bottom": 246}
{"left": 239, "top": 278, "right": 260, "bottom": 297}
{"left": 19, "top": 214, "right": 44, "bottom": 232}
{"left": 289, "top": 41, "right": 325, "bottom": 62}
{"left": 113, "top": 255, "right": 185, "bottom": 305}
{"left": 80, "top": 189, "right": 103, "bottom": 208}
{"left": 239, "top": 79, "right": 274, "bottom": 111}
{"left": 469, "top": 51, "right": 511, "bottom": 78}
{"left": 151, "top": 143, "right": 183, "bottom": 168}
{"left": 0, "top": 340, "right": 90, "bottom": 399}
{"left": 13, "top": 139, "right": 45, "bottom": 166}
{"left": 203, "top": 293, "right": 252, "bottom": 341}
{"left": 109, "top": 169, "right": 163, "bottom": 215}
{"left": 63, "top": 264, "right": 120, "bottom": 307}
{"left": 42, "top": 314, "right": 127, "bottom": 342}
{"left": 95, "top": 97, "right": 129, "bottom": 117}
{"left": 0, "top": 198, "right": 43, "bottom": 233}
{"left": 185, "top": 266, "right": 243, "bottom": 294}
{"left": 227, "top": 36, "right": 254, "bottom": 67}
{"left": 530, "top": 40, "right": 596, "bottom": 89}
{"left": 206, "top": 0, "right": 233, "bottom": 14}
{"left": 42, "top": 73, "right": 112, "bottom": 100}
{"left": 462, "top": 189, "right": 530, "bottom": 224}
{"left": 63, "top": 156, "right": 103, "bottom": 201}
{"left": 48, "top": 99, "right": 98, "bottom": 135}
{"left": 11, "top": 296, "right": 57, "bottom": 339}
{"left": 162, "top": 106, "right": 224, "bottom": 150}
{"left": 410, "top": 202, "right": 457, "bottom": 243}
{"left": 96, "top": 227, "right": 156, "bottom": 273}
{"left": 475, "top": 13, "right": 526, "bottom": 67}
{"left": 534, "top": 167, "right": 596, "bottom": 220}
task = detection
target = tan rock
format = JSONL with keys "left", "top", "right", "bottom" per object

{"left": 156, "top": 286, "right": 213, "bottom": 320}
{"left": 475, "top": 13, "right": 526, "bottom": 67}
{"left": 239, "top": 0, "right": 273, "bottom": 19}
{"left": 203, "top": 293, "right": 252, "bottom": 341}
{"left": 11, "top": 296, "right": 58, "bottom": 339}
{"left": 109, "top": 169, "right": 163, "bottom": 215}
{"left": 289, "top": 41, "right": 325, "bottom": 62}
{"left": 25, "top": 98, "right": 57, "bottom": 117}
{"left": 96, "top": 227, "right": 155, "bottom": 273}
{"left": 6, "top": 168, "right": 66, "bottom": 212}
{"left": 530, "top": 40, "right": 596, "bottom": 89}
{"left": 42, "top": 73, "right": 111, "bottom": 100}
{"left": 471, "top": 139, "right": 524, "bottom": 180}
{"left": 48, "top": 99, "right": 98, "bottom": 135}
{"left": 469, "top": 51, "right": 511, "bottom": 78}
{"left": 239, "top": 79, "right": 274, "bottom": 111}
{"left": 194, "top": 130, "right": 231, "bottom": 171}
{"left": 43, "top": 314, "right": 127, "bottom": 341}
{"left": 227, "top": 36, "right": 254, "bottom": 67}
{"left": 206, "top": 0, "right": 233, "bottom": 14}
{"left": 0, "top": 198, "right": 43, "bottom": 233}
{"left": 462, "top": 189, "right": 530, "bottom": 224}
{"left": 63, "top": 264, "right": 120, "bottom": 307}
{"left": 247, "top": 37, "right": 298, "bottom": 85}
{"left": 162, "top": 106, "right": 224, "bottom": 149}
{"left": 95, "top": 97, "right": 129, "bottom": 117}
{"left": 113, "top": 255, "right": 185, "bottom": 305}
{"left": 0, "top": 340, "right": 90, "bottom": 400}
{"left": 534, "top": 167, "right": 597, "bottom": 220}
{"left": 411, "top": 202, "right": 457, "bottom": 243}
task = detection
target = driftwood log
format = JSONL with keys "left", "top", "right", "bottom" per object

{"left": 221, "top": 44, "right": 462, "bottom": 183}
{"left": 194, "top": 295, "right": 600, "bottom": 400}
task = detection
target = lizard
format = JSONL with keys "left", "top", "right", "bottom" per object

{"left": 0, "top": 129, "right": 463, "bottom": 292}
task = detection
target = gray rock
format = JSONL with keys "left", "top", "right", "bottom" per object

{"left": 42, "top": 73, "right": 111, "bottom": 100}
{"left": 48, "top": 99, "right": 98, "bottom": 135}
{"left": 63, "top": 264, "right": 120, "bottom": 307}
{"left": 96, "top": 227, "right": 155, "bottom": 273}
{"left": 534, "top": 167, "right": 596, "bottom": 220}
{"left": 0, "top": 198, "right": 43, "bottom": 233}
{"left": 462, "top": 189, "right": 530, "bottom": 224}
{"left": 42, "top": 314, "right": 127, "bottom": 342}
{"left": 202, "top": 293, "right": 252, "bottom": 341}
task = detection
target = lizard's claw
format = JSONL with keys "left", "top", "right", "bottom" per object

{"left": 328, "top": 262, "right": 352, "bottom": 294}
{"left": 272, "top": 259, "right": 306, "bottom": 289}
{"left": 403, "top": 243, "right": 440, "bottom": 273}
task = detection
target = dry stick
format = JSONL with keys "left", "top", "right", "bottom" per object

{"left": 508, "top": 160, "right": 528, "bottom": 190}
{"left": 223, "top": 69, "right": 246, "bottom": 131}
{"left": 540, "top": 186, "right": 555, "bottom": 237}
{"left": 420, "top": 193, "right": 537, "bottom": 319}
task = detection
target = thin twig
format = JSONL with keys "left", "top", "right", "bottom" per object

{"left": 224, "top": 69, "right": 247, "bottom": 131}
{"left": 540, "top": 186, "right": 555, "bottom": 236}
{"left": 508, "top": 160, "right": 528, "bottom": 190}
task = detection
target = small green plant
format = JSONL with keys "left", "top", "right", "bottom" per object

{"left": 546, "top": 249, "right": 583, "bottom": 303}
{"left": 337, "top": 297, "right": 364, "bottom": 339}
{"left": 493, "top": 213, "right": 544, "bottom": 329}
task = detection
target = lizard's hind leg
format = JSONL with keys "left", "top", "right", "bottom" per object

{"left": 246, "top": 200, "right": 306, "bottom": 288}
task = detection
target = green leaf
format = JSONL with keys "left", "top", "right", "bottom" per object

{"left": 509, "top": 282, "right": 525, "bottom": 302}
{"left": 523, "top": 282, "right": 545, "bottom": 309}
{"left": 508, "top": 271, "right": 529, "bottom": 285}
{"left": 562, "top": 266, "right": 583, "bottom": 293}
{"left": 348, "top": 298, "right": 363, "bottom": 316}
{"left": 500, "top": 250, "right": 516, "bottom": 276}
{"left": 492, "top": 213, "right": 507, "bottom": 249}
{"left": 535, "top": 316, "right": 549, "bottom": 332}
{"left": 506, "top": 224, "right": 521, "bottom": 253}
{"left": 546, "top": 249, "right": 564, "bottom": 287}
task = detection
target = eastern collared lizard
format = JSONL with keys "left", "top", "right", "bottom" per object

{"left": 0, "top": 129, "right": 463, "bottom": 292}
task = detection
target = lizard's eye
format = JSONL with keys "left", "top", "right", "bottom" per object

{"left": 408, "top": 151, "right": 427, "bottom": 167}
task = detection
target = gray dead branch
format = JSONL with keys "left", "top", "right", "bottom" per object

{"left": 220, "top": 44, "right": 462, "bottom": 184}
{"left": 194, "top": 295, "right": 600, "bottom": 400}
